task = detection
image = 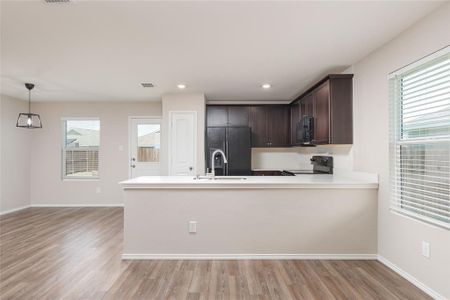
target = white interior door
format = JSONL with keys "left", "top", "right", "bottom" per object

{"left": 169, "top": 111, "right": 196, "bottom": 176}
{"left": 130, "top": 118, "right": 161, "bottom": 178}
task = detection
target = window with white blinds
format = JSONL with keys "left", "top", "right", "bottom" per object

{"left": 62, "top": 118, "right": 100, "bottom": 179}
{"left": 389, "top": 47, "right": 450, "bottom": 229}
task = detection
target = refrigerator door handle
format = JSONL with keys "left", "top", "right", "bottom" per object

{"left": 225, "top": 141, "right": 229, "bottom": 175}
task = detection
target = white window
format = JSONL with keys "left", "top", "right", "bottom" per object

{"left": 389, "top": 46, "right": 450, "bottom": 229}
{"left": 62, "top": 118, "right": 100, "bottom": 179}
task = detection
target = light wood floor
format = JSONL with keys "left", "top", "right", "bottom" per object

{"left": 0, "top": 207, "right": 431, "bottom": 300}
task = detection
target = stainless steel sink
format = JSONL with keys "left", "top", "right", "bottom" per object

{"left": 214, "top": 176, "right": 247, "bottom": 180}
{"left": 193, "top": 176, "right": 212, "bottom": 180}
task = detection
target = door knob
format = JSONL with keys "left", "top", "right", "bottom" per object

{"left": 131, "top": 164, "right": 136, "bottom": 168}
{"left": 189, "top": 166, "right": 193, "bottom": 171}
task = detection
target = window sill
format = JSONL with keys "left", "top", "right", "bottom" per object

{"left": 390, "top": 207, "right": 450, "bottom": 231}
{"left": 62, "top": 178, "right": 100, "bottom": 182}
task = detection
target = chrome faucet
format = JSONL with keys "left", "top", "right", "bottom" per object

{"left": 208, "top": 149, "right": 228, "bottom": 179}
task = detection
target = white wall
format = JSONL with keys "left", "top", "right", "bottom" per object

{"left": 30, "top": 101, "right": 161, "bottom": 206}
{"left": 124, "top": 187, "right": 378, "bottom": 257}
{"left": 161, "top": 93, "right": 206, "bottom": 175}
{"left": 0, "top": 94, "right": 31, "bottom": 213}
{"left": 352, "top": 3, "right": 450, "bottom": 298}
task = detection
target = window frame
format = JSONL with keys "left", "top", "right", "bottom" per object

{"left": 389, "top": 46, "right": 450, "bottom": 230}
{"left": 61, "top": 117, "right": 100, "bottom": 180}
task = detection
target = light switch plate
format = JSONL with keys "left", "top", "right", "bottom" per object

{"left": 421, "top": 241, "right": 430, "bottom": 258}
{"left": 188, "top": 221, "right": 197, "bottom": 233}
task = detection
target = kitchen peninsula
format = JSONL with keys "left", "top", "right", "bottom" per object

{"left": 120, "top": 172, "right": 378, "bottom": 259}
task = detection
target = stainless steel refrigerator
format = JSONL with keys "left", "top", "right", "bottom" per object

{"left": 206, "top": 126, "right": 251, "bottom": 176}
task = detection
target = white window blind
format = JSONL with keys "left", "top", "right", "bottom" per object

{"left": 62, "top": 119, "right": 100, "bottom": 179}
{"left": 389, "top": 47, "right": 450, "bottom": 229}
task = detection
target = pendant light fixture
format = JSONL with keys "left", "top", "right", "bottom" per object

{"left": 16, "top": 83, "right": 42, "bottom": 129}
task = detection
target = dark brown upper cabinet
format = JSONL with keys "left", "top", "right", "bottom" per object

{"left": 267, "top": 106, "right": 290, "bottom": 147}
{"left": 290, "top": 101, "right": 300, "bottom": 145}
{"left": 206, "top": 106, "right": 227, "bottom": 126}
{"left": 313, "top": 82, "right": 330, "bottom": 144}
{"left": 206, "top": 106, "right": 249, "bottom": 127}
{"left": 248, "top": 106, "right": 266, "bottom": 147}
{"left": 292, "top": 74, "right": 353, "bottom": 145}
{"left": 228, "top": 106, "right": 249, "bottom": 126}
{"left": 328, "top": 75, "right": 353, "bottom": 144}
{"left": 249, "top": 105, "right": 290, "bottom": 147}
{"left": 206, "top": 74, "right": 353, "bottom": 149}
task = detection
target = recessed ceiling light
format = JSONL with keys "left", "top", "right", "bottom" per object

{"left": 262, "top": 83, "right": 271, "bottom": 89}
{"left": 177, "top": 84, "right": 187, "bottom": 89}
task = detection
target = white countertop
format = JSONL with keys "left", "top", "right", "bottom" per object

{"left": 120, "top": 171, "right": 378, "bottom": 189}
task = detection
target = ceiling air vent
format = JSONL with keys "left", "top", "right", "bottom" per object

{"left": 141, "top": 83, "right": 154, "bottom": 88}
{"left": 44, "top": 0, "right": 72, "bottom": 3}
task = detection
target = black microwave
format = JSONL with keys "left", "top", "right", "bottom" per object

{"left": 296, "top": 116, "right": 314, "bottom": 145}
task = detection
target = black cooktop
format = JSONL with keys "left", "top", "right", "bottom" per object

{"left": 282, "top": 170, "right": 330, "bottom": 175}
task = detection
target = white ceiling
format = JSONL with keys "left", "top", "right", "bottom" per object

{"left": 0, "top": 1, "right": 444, "bottom": 102}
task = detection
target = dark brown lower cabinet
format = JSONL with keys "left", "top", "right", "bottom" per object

{"left": 252, "top": 170, "right": 282, "bottom": 176}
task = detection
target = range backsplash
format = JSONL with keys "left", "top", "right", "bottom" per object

{"left": 251, "top": 145, "right": 353, "bottom": 172}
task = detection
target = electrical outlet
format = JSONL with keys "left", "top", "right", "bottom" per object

{"left": 188, "top": 221, "right": 197, "bottom": 233}
{"left": 421, "top": 241, "right": 430, "bottom": 258}
{"left": 95, "top": 187, "right": 102, "bottom": 194}
{"left": 118, "top": 145, "right": 124, "bottom": 152}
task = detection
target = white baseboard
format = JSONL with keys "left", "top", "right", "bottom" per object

{"left": 30, "top": 204, "right": 124, "bottom": 207}
{"left": 0, "top": 205, "right": 30, "bottom": 216}
{"left": 122, "top": 253, "right": 377, "bottom": 260}
{"left": 1, "top": 204, "right": 123, "bottom": 215}
{"left": 378, "top": 255, "right": 447, "bottom": 300}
